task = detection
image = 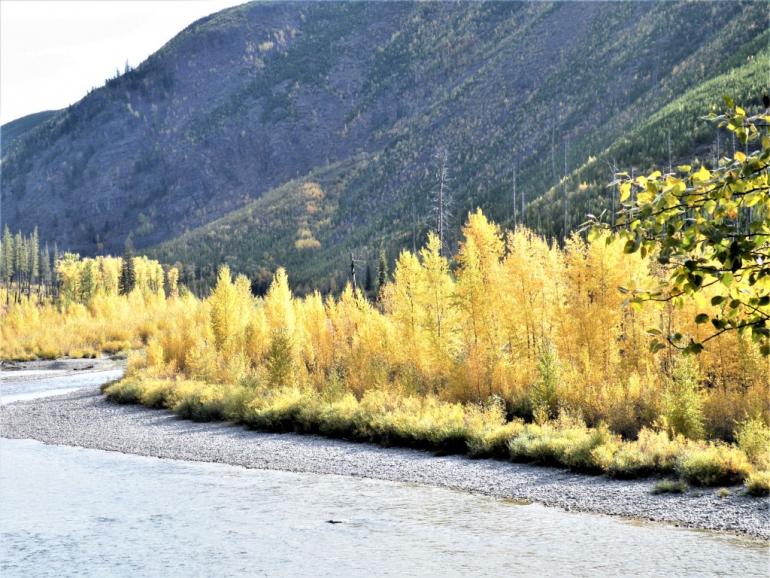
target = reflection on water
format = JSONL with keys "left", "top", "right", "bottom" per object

{"left": 1, "top": 438, "right": 767, "bottom": 578}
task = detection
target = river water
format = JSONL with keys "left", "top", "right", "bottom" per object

{"left": 1, "top": 365, "right": 768, "bottom": 577}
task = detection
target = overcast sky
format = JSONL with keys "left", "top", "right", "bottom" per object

{"left": 1, "top": 0, "right": 247, "bottom": 124}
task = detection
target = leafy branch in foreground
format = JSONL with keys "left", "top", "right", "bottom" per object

{"left": 589, "top": 98, "right": 770, "bottom": 355}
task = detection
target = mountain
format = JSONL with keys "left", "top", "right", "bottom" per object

{"left": 1, "top": 110, "right": 61, "bottom": 150}
{"left": 1, "top": 1, "right": 766, "bottom": 292}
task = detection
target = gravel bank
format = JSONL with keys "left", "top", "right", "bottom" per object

{"left": 1, "top": 386, "right": 768, "bottom": 540}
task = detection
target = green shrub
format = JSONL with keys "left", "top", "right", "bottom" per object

{"left": 242, "top": 386, "right": 309, "bottom": 431}
{"left": 676, "top": 443, "right": 752, "bottom": 486}
{"left": 603, "top": 444, "right": 654, "bottom": 478}
{"left": 173, "top": 388, "right": 225, "bottom": 422}
{"left": 467, "top": 420, "right": 525, "bottom": 458}
{"left": 531, "top": 341, "right": 561, "bottom": 421}
{"left": 266, "top": 329, "right": 295, "bottom": 388}
{"left": 605, "top": 428, "right": 681, "bottom": 478}
{"left": 735, "top": 415, "right": 770, "bottom": 469}
{"left": 138, "top": 380, "right": 177, "bottom": 409}
{"left": 662, "top": 356, "right": 705, "bottom": 440}
{"left": 222, "top": 386, "right": 256, "bottom": 422}
{"left": 507, "top": 414, "right": 612, "bottom": 473}
{"left": 744, "top": 471, "right": 770, "bottom": 497}
{"left": 103, "top": 380, "right": 142, "bottom": 404}
{"left": 651, "top": 479, "right": 687, "bottom": 494}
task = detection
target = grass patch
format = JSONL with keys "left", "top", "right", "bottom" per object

{"left": 651, "top": 479, "right": 688, "bottom": 494}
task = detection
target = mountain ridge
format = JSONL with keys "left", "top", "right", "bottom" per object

{"left": 1, "top": 1, "right": 766, "bottom": 291}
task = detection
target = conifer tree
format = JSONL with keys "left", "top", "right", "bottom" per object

{"left": 52, "top": 242, "right": 60, "bottom": 299}
{"left": 377, "top": 250, "right": 388, "bottom": 301}
{"left": 80, "top": 261, "right": 95, "bottom": 303}
{"left": 119, "top": 243, "right": 136, "bottom": 295}
{"left": 14, "top": 232, "right": 27, "bottom": 302}
{"left": 364, "top": 262, "right": 373, "bottom": 294}
{"left": 1, "top": 226, "right": 13, "bottom": 303}
{"left": 40, "top": 245, "right": 52, "bottom": 297}
{"left": 28, "top": 227, "right": 39, "bottom": 296}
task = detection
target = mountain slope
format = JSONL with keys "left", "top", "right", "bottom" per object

{"left": 1, "top": 110, "right": 60, "bottom": 151}
{"left": 1, "top": 1, "right": 766, "bottom": 290}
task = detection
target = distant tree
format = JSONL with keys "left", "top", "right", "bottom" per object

{"left": 511, "top": 162, "right": 518, "bottom": 226}
{"left": 1, "top": 226, "right": 13, "bottom": 303}
{"left": 364, "top": 262, "right": 374, "bottom": 294}
{"left": 28, "top": 227, "right": 39, "bottom": 296}
{"left": 79, "top": 261, "right": 95, "bottom": 303}
{"left": 40, "top": 244, "right": 52, "bottom": 297}
{"left": 377, "top": 249, "right": 388, "bottom": 300}
{"left": 52, "top": 242, "right": 60, "bottom": 299}
{"left": 166, "top": 266, "right": 180, "bottom": 298}
{"left": 14, "top": 232, "right": 26, "bottom": 302}
{"left": 119, "top": 242, "right": 136, "bottom": 295}
{"left": 432, "top": 147, "right": 452, "bottom": 256}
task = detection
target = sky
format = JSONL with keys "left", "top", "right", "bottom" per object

{"left": 1, "top": 0, "right": 247, "bottom": 124}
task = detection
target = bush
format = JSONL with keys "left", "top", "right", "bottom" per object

{"left": 101, "top": 340, "right": 132, "bottom": 355}
{"left": 266, "top": 329, "right": 295, "bottom": 388}
{"left": 735, "top": 415, "right": 770, "bottom": 469}
{"left": 651, "top": 479, "right": 687, "bottom": 494}
{"left": 222, "top": 386, "right": 256, "bottom": 423}
{"left": 173, "top": 386, "right": 225, "bottom": 422}
{"left": 744, "top": 471, "right": 770, "bottom": 497}
{"left": 508, "top": 414, "right": 615, "bottom": 473}
{"left": 531, "top": 341, "right": 560, "bottom": 421}
{"left": 467, "top": 420, "right": 525, "bottom": 458}
{"left": 243, "top": 386, "right": 309, "bottom": 431}
{"left": 676, "top": 443, "right": 752, "bottom": 486}
{"left": 101, "top": 370, "right": 760, "bottom": 488}
{"left": 138, "top": 379, "right": 177, "bottom": 409}
{"left": 103, "top": 380, "right": 142, "bottom": 404}
{"left": 662, "top": 357, "right": 705, "bottom": 440}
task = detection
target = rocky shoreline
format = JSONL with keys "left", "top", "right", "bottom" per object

{"left": 1, "top": 382, "right": 768, "bottom": 541}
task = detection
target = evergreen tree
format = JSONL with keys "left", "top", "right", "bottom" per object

{"left": 14, "top": 232, "right": 27, "bottom": 301}
{"left": 28, "top": 227, "right": 39, "bottom": 296}
{"left": 1, "top": 226, "right": 13, "bottom": 298}
{"left": 80, "top": 261, "right": 95, "bottom": 303}
{"left": 119, "top": 243, "right": 136, "bottom": 295}
{"left": 52, "top": 242, "right": 60, "bottom": 299}
{"left": 40, "top": 244, "right": 52, "bottom": 297}
{"left": 364, "top": 262, "right": 373, "bottom": 294}
{"left": 377, "top": 249, "right": 388, "bottom": 300}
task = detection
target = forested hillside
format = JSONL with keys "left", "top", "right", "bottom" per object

{"left": 1, "top": 1, "right": 766, "bottom": 292}
{"left": 0, "top": 110, "right": 60, "bottom": 150}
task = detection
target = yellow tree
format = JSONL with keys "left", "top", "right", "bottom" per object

{"left": 385, "top": 249, "right": 427, "bottom": 375}
{"left": 455, "top": 210, "right": 505, "bottom": 398}
{"left": 209, "top": 266, "right": 242, "bottom": 353}
{"left": 501, "top": 228, "right": 564, "bottom": 392}
{"left": 418, "top": 232, "right": 459, "bottom": 381}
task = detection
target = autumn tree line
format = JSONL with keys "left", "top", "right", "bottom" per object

{"left": 1, "top": 226, "right": 53, "bottom": 303}
{"left": 0, "top": 225, "right": 182, "bottom": 306}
